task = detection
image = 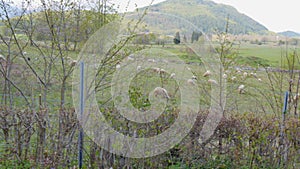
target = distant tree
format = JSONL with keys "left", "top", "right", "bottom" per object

{"left": 173, "top": 32, "right": 180, "bottom": 44}
{"left": 191, "top": 31, "right": 202, "bottom": 43}
{"left": 191, "top": 31, "right": 195, "bottom": 43}
{"left": 278, "top": 40, "right": 285, "bottom": 46}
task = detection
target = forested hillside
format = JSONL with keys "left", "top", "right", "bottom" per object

{"left": 133, "top": 0, "right": 268, "bottom": 34}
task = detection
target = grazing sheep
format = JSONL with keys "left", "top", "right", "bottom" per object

{"left": 159, "top": 68, "right": 166, "bottom": 74}
{"left": 116, "top": 64, "right": 121, "bottom": 69}
{"left": 137, "top": 65, "right": 142, "bottom": 71}
{"left": 208, "top": 79, "right": 217, "bottom": 85}
{"left": 70, "top": 60, "right": 77, "bottom": 67}
{"left": 223, "top": 74, "right": 228, "bottom": 79}
{"left": 243, "top": 72, "right": 248, "bottom": 78}
{"left": 147, "top": 59, "right": 156, "bottom": 63}
{"left": 170, "top": 73, "right": 176, "bottom": 79}
{"left": 238, "top": 85, "right": 245, "bottom": 94}
{"left": 289, "top": 93, "right": 299, "bottom": 104}
{"left": 153, "top": 87, "right": 170, "bottom": 99}
{"left": 257, "top": 78, "right": 262, "bottom": 82}
{"left": 192, "top": 75, "right": 197, "bottom": 80}
{"left": 203, "top": 70, "right": 211, "bottom": 77}
{"left": 250, "top": 72, "right": 257, "bottom": 78}
{"left": 231, "top": 76, "right": 236, "bottom": 81}
{"left": 187, "top": 79, "right": 196, "bottom": 86}
{"left": 152, "top": 67, "right": 166, "bottom": 74}
{"left": 152, "top": 67, "right": 160, "bottom": 73}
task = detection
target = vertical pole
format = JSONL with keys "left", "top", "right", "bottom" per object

{"left": 283, "top": 91, "right": 289, "bottom": 113}
{"left": 279, "top": 91, "right": 288, "bottom": 166}
{"left": 79, "top": 61, "right": 84, "bottom": 169}
{"left": 39, "top": 94, "right": 42, "bottom": 107}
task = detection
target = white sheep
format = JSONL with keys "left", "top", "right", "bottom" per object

{"left": 253, "top": 73, "right": 257, "bottom": 78}
{"left": 293, "top": 93, "right": 300, "bottom": 102}
{"left": 208, "top": 79, "right": 217, "bottom": 85}
{"left": 159, "top": 68, "right": 166, "bottom": 74}
{"left": 243, "top": 72, "right": 248, "bottom": 78}
{"left": 153, "top": 87, "right": 170, "bottom": 99}
{"left": 152, "top": 67, "right": 166, "bottom": 74}
{"left": 70, "top": 60, "right": 77, "bottom": 67}
{"left": 152, "top": 67, "right": 160, "bottom": 73}
{"left": 147, "top": 59, "right": 156, "bottom": 63}
{"left": 187, "top": 79, "right": 196, "bottom": 86}
{"left": 203, "top": 70, "right": 211, "bottom": 77}
{"left": 116, "top": 64, "right": 121, "bottom": 69}
{"left": 192, "top": 75, "right": 197, "bottom": 80}
{"left": 238, "top": 85, "right": 245, "bottom": 94}
{"left": 137, "top": 65, "right": 142, "bottom": 71}
{"left": 231, "top": 76, "right": 236, "bottom": 81}
{"left": 223, "top": 74, "right": 228, "bottom": 79}
{"left": 250, "top": 72, "right": 257, "bottom": 78}
{"left": 170, "top": 73, "right": 176, "bottom": 79}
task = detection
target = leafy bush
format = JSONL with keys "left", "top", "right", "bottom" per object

{"left": 1, "top": 106, "right": 299, "bottom": 168}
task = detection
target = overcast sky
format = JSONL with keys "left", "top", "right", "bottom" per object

{"left": 113, "top": 0, "right": 300, "bottom": 33}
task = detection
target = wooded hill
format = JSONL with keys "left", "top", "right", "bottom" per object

{"left": 132, "top": 0, "right": 269, "bottom": 35}
{"left": 278, "top": 31, "right": 300, "bottom": 38}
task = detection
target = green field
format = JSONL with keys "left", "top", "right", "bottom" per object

{"left": 1, "top": 23, "right": 299, "bottom": 169}
{"left": 238, "top": 43, "right": 299, "bottom": 66}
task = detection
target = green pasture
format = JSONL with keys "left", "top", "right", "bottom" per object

{"left": 1, "top": 37, "right": 299, "bottom": 115}
{"left": 238, "top": 44, "right": 299, "bottom": 68}
{"left": 1, "top": 36, "right": 299, "bottom": 169}
{"left": 163, "top": 42, "right": 300, "bottom": 68}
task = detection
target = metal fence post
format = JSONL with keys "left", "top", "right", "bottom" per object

{"left": 279, "top": 91, "right": 288, "bottom": 166}
{"left": 79, "top": 61, "right": 84, "bottom": 169}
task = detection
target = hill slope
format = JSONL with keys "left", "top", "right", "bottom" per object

{"left": 133, "top": 0, "right": 268, "bottom": 34}
{"left": 278, "top": 31, "right": 300, "bottom": 38}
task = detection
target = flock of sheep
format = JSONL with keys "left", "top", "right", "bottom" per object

{"left": 138, "top": 64, "right": 264, "bottom": 99}
{"left": 0, "top": 53, "right": 265, "bottom": 100}
{"left": 2, "top": 53, "right": 299, "bottom": 108}
{"left": 112, "top": 55, "right": 265, "bottom": 100}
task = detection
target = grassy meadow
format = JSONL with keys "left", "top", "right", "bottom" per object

{"left": 0, "top": 5, "right": 299, "bottom": 168}
{"left": 1, "top": 34, "right": 300, "bottom": 167}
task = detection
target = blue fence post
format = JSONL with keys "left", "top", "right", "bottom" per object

{"left": 282, "top": 91, "right": 289, "bottom": 114}
{"left": 279, "top": 91, "right": 289, "bottom": 166}
{"left": 78, "top": 61, "right": 84, "bottom": 169}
